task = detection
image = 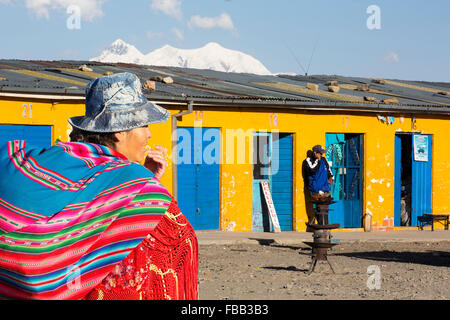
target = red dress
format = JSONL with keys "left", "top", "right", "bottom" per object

{"left": 83, "top": 198, "right": 198, "bottom": 300}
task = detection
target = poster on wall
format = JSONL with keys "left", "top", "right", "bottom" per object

{"left": 413, "top": 135, "right": 428, "bottom": 162}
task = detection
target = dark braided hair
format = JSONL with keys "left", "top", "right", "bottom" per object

{"left": 69, "top": 127, "right": 119, "bottom": 148}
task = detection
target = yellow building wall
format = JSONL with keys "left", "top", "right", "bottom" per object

{"left": 0, "top": 99, "right": 85, "bottom": 142}
{"left": 1, "top": 97, "right": 449, "bottom": 231}
{"left": 174, "top": 109, "right": 450, "bottom": 232}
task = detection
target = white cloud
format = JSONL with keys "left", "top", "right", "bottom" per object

{"left": 146, "top": 30, "right": 164, "bottom": 39}
{"left": 383, "top": 51, "right": 400, "bottom": 63}
{"left": 188, "top": 12, "right": 235, "bottom": 31}
{"left": 172, "top": 27, "right": 184, "bottom": 40}
{"left": 1, "top": 0, "right": 107, "bottom": 20}
{"left": 150, "top": 0, "right": 182, "bottom": 21}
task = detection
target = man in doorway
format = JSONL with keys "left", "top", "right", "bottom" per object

{"left": 304, "top": 145, "right": 334, "bottom": 225}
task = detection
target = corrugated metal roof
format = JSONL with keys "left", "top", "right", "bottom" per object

{"left": 0, "top": 59, "right": 449, "bottom": 114}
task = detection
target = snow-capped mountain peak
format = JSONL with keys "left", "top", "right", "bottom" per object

{"left": 92, "top": 39, "right": 145, "bottom": 65}
{"left": 91, "top": 39, "right": 272, "bottom": 75}
{"left": 202, "top": 42, "right": 223, "bottom": 49}
{"left": 109, "top": 39, "right": 135, "bottom": 55}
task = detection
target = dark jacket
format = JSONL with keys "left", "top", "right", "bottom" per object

{"left": 304, "top": 156, "right": 333, "bottom": 193}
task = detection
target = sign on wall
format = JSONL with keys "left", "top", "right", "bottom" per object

{"left": 413, "top": 134, "right": 429, "bottom": 162}
{"left": 260, "top": 181, "right": 281, "bottom": 233}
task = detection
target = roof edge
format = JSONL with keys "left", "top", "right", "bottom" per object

{"left": 0, "top": 91, "right": 449, "bottom": 116}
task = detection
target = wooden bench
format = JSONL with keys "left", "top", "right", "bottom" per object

{"left": 418, "top": 213, "right": 449, "bottom": 231}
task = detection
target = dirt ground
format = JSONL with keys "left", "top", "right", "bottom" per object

{"left": 198, "top": 241, "right": 450, "bottom": 300}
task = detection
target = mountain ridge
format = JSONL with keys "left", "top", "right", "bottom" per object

{"left": 90, "top": 39, "right": 272, "bottom": 75}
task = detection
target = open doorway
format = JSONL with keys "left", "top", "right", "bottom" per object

{"left": 252, "top": 132, "right": 294, "bottom": 232}
{"left": 398, "top": 134, "right": 412, "bottom": 226}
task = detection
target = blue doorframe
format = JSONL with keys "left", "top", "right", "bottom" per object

{"left": 176, "top": 127, "right": 221, "bottom": 230}
{"left": 325, "top": 133, "right": 364, "bottom": 228}
{"left": 252, "top": 132, "right": 294, "bottom": 232}
{"left": 394, "top": 134, "right": 403, "bottom": 226}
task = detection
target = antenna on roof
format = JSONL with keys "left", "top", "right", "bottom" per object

{"left": 306, "top": 35, "right": 320, "bottom": 76}
{"left": 284, "top": 41, "right": 307, "bottom": 76}
{"left": 284, "top": 35, "right": 320, "bottom": 76}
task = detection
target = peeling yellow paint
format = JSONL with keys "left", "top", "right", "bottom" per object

{"left": 1, "top": 97, "right": 449, "bottom": 231}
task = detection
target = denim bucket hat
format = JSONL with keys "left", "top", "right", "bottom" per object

{"left": 69, "top": 72, "right": 170, "bottom": 132}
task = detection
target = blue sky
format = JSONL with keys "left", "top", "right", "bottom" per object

{"left": 0, "top": 0, "right": 449, "bottom": 82}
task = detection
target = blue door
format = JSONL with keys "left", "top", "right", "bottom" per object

{"left": 394, "top": 134, "right": 432, "bottom": 227}
{"left": 176, "top": 127, "right": 220, "bottom": 230}
{"left": 0, "top": 125, "right": 52, "bottom": 148}
{"left": 326, "top": 133, "right": 363, "bottom": 228}
{"left": 252, "top": 132, "right": 272, "bottom": 232}
{"left": 411, "top": 135, "right": 432, "bottom": 226}
{"left": 325, "top": 133, "right": 345, "bottom": 226}
{"left": 272, "top": 133, "right": 293, "bottom": 231}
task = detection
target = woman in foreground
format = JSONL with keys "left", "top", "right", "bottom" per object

{"left": 0, "top": 72, "right": 198, "bottom": 300}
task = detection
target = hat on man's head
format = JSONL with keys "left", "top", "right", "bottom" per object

{"left": 68, "top": 72, "right": 170, "bottom": 133}
{"left": 313, "top": 145, "right": 326, "bottom": 154}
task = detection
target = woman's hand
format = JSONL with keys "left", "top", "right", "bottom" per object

{"left": 144, "top": 145, "right": 168, "bottom": 180}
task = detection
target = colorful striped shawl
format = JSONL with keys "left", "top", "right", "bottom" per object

{"left": 0, "top": 141, "right": 171, "bottom": 299}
